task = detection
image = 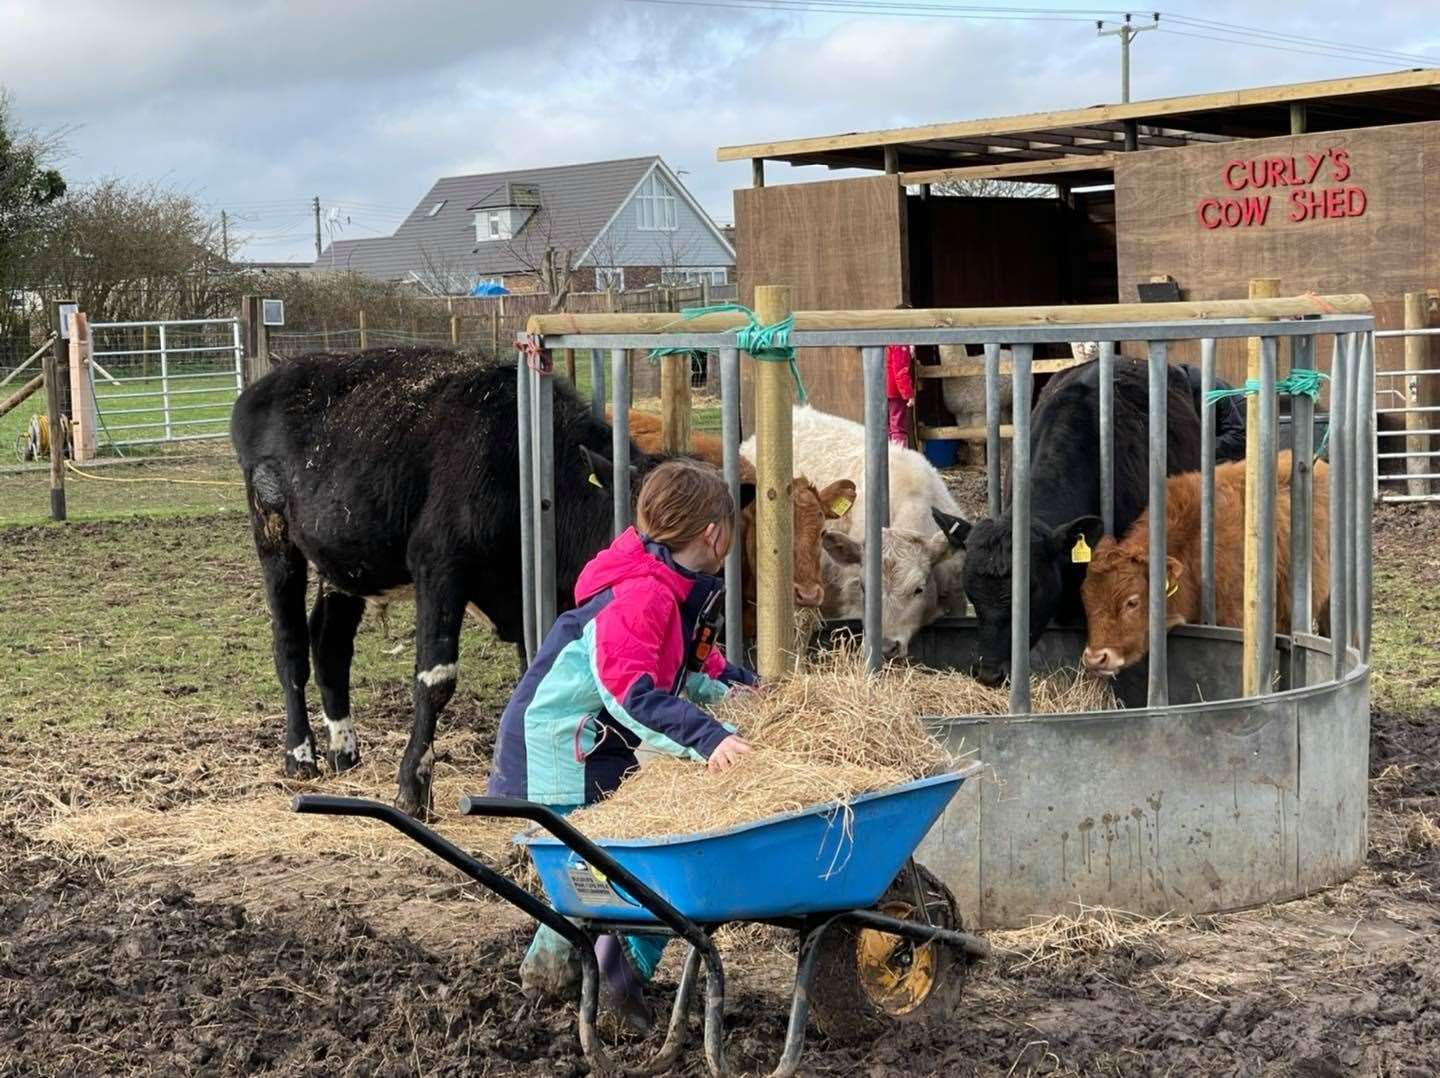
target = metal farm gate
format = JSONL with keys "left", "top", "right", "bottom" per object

{"left": 87, "top": 318, "right": 244, "bottom": 449}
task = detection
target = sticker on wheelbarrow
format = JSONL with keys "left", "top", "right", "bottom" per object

{"left": 567, "top": 864, "right": 617, "bottom": 906}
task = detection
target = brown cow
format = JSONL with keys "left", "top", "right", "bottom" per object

{"left": 1081, "top": 451, "right": 1330, "bottom": 676}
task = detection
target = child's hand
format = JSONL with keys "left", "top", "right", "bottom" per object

{"left": 708, "top": 734, "right": 752, "bottom": 773}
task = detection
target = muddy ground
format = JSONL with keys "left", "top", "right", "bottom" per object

{"left": 2, "top": 503, "right": 1438, "bottom": 1076}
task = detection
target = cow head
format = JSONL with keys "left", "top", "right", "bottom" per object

{"left": 820, "top": 527, "right": 952, "bottom": 659}
{"left": 742, "top": 478, "right": 857, "bottom": 621}
{"left": 1080, "top": 539, "right": 1188, "bottom": 676}
{"left": 932, "top": 506, "right": 1102, "bottom": 687}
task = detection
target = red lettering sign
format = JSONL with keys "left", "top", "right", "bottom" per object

{"left": 1198, "top": 146, "right": 1366, "bottom": 229}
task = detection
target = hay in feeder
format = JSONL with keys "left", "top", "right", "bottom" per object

{"left": 568, "top": 644, "right": 1116, "bottom": 841}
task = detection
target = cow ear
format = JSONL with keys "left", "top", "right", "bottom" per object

{"left": 821, "top": 528, "right": 863, "bottom": 566}
{"left": 819, "top": 480, "right": 857, "bottom": 519}
{"left": 932, "top": 507, "right": 973, "bottom": 549}
{"left": 580, "top": 446, "right": 636, "bottom": 491}
{"left": 579, "top": 446, "right": 614, "bottom": 490}
{"left": 738, "top": 482, "right": 757, "bottom": 511}
{"left": 1051, "top": 515, "right": 1103, "bottom": 557}
{"left": 1165, "top": 555, "right": 1186, "bottom": 582}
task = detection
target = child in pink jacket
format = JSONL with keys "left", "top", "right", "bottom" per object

{"left": 885, "top": 342, "right": 915, "bottom": 446}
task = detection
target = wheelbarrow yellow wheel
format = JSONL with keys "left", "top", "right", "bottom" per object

{"left": 810, "top": 862, "right": 967, "bottom": 1042}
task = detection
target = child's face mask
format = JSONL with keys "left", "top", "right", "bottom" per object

{"left": 699, "top": 521, "right": 731, "bottom": 575}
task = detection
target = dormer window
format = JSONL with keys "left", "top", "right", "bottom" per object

{"left": 476, "top": 210, "right": 514, "bottom": 242}
{"left": 636, "top": 172, "right": 677, "bottom": 231}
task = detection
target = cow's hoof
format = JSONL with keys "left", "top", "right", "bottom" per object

{"left": 394, "top": 786, "right": 434, "bottom": 822}
{"left": 326, "top": 746, "right": 361, "bottom": 774}
{"left": 284, "top": 753, "right": 319, "bottom": 780}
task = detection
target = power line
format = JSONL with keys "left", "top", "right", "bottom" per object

{"left": 628, "top": 0, "right": 1107, "bottom": 21}
{"left": 1158, "top": 12, "right": 1437, "bottom": 67}
{"left": 1156, "top": 26, "right": 1426, "bottom": 68}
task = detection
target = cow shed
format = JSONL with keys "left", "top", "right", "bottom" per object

{"left": 722, "top": 69, "right": 1440, "bottom": 438}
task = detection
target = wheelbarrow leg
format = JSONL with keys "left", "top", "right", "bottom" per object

{"left": 764, "top": 916, "right": 843, "bottom": 1078}
{"left": 699, "top": 945, "right": 729, "bottom": 1078}
{"left": 627, "top": 943, "right": 703, "bottom": 1077}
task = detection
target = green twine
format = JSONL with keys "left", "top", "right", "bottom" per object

{"left": 1204, "top": 368, "right": 1332, "bottom": 459}
{"left": 646, "top": 302, "right": 807, "bottom": 403}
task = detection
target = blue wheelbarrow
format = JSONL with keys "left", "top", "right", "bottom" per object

{"left": 292, "top": 763, "right": 986, "bottom": 1078}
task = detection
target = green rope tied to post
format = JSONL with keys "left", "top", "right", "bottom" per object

{"left": 647, "top": 302, "right": 807, "bottom": 403}
{"left": 1204, "top": 368, "right": 1332, "bottom": 458}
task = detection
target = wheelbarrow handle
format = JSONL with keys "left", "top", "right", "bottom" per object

{"left": 290, "top": 794, "right": 585, "bottom": 949}
{"left": 458, "top": 795, "right": 716, "bottom": 958}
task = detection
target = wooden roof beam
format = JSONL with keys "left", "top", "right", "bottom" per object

{"left": 717, "top": 69, "right": 1440, "bottom": 162}
{"left": 900, "top": 152, "right": 1119, "bottom": 187}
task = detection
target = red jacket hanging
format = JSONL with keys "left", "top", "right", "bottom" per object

{"left": 885, "top": 344, "right": 914, "bottom": 401}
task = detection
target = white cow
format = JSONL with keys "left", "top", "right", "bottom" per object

{"left": 740, "top": 405, "right": 965, "bottom": 655}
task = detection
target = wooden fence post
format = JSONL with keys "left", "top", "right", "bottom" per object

{"left": 491, "top": 308, "right": 500, "bottom": 356}
{"left": 68, "top": 312, "right": 96, "bottom": 462}
{"left": 44, "top": 303, "right": 67, "bottom": 521}
{"left": 562, "top": 348, "right": 576, "bottom": 384}
{"left": 359, "top": 308, "right": 368, "bottom": 350}
{"left": 450, "top": 314, "right": 462, "bottom": 347}
{"left": 322, "top": 322, "right": 331, "bottom": 351}
{"left": 1404, "top": 291, "right": 1429, "bottom": 497}
{"left": 660, "top": 349, "right": 691, "bottom": 454}
{"left": 753, "top": 284, "right": 794, "bottom": 678}
{"left": 1242, "top": 277, "right": 1280, "bottom": 696}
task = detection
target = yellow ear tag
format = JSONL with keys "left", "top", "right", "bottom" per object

{"left": 588, "top": 472, "right": 602, "bottom": 488}
{"left": 830, "top": 495, "right": 854, "bottom": 516}
{"left": 1165, "top": 576, "right": 1178, "bottom": 598}
{"left": 1071, "top": 535, "right": 1091, "bottom": 564}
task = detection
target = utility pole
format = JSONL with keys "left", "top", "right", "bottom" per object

{"left": 220, "top": 210, "right": 229, "bottom": 261}
{"left": 313, "top": 196, "right": 322, "bottom": 259}
{"left": 1097, "top": 13, "right": 1159, "bottom": 104}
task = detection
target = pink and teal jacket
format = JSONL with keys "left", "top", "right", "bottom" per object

{"left": 488, "top": 528, "right": 758, "bottom": 805}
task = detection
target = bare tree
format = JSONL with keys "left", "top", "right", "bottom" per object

{"left": 22, "top": 179, "right": 241, "bottom": 322}
{"left": 581, "top": 225, "right": 632, "bottom": 297}
{"left": 503, "top": 209, "right": 574, "bottom": 310}
{"left": 651, "top": 230, "right": 699, "bottom": 285}
{"left": 925, "top": 177, "right": 1057, "bottom": 199}
{"left": 0, "top": 91, "right": 67, "bottom": 336}
{"left": 411, "top": 243, "right": 479, "bottom": 297}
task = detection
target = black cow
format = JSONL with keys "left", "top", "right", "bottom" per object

{"left": 931, "top": 358, "right": 1203, "bottom": 686}
{"left": 232, "top": 347, "right": 664, "bottom": 817}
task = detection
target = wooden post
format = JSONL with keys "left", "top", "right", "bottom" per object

{"left": 1290, "top": 104, "right": 1307, "bottom": 135}
{"left": 358, "top": 308, "right": 368, "bottom": 349}
{"left": 44, "top": 306, "right": 67, "bottom": 521}
{"left": 322, "top": 322, "right": 331, "bottom": 351}
{"left": 450, "top": 314, "right": 461, "bottom": 346}
{"left": 562, "top": 348, "right": 576, "bottom": 384}
{"left": 753, "top": 285, "right": 794, "bottom": 678}
{"left": 752, "top": 158, "right": 765, "bottom": 188}
{"left": 0, "top": 374, "right": 44, "bottom": 419}
{"left": 68, "top": 312, "right": 96, "bottom": 462}
{"left": 660, "top": 349, "right": 691, "bottom": 454}
{"left": 491, "top": 307, "right": 500, "bottom": 356}
{"left": 1404, "top": 291, "right": 1430, "bottom": 497}
{"left": 883, "top": 146, "right": 899, "bottom": 174}
{"left": 1242, "top": 277, "right": 1280, "bottom": 696}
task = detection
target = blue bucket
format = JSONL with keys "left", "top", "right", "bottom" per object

{"left": 923, "top": 439, "right": 959, "bottom": 468}
{"left": 519, "top": 771, "right": 973, "bottom": 924}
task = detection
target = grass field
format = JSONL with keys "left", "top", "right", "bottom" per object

{"left": 1, "top": 372, "right": 239, "bottom": 462}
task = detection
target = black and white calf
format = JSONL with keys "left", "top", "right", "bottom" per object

{"left": 231, "top": 347, "right": 642, "bottom": 817}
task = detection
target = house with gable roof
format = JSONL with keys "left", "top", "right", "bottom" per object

{"left": 314, "top": 156, "right": 734, "bottom": 296}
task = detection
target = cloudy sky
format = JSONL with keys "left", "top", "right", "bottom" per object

{"left": 3, "top": 0, "right": 1435, "bottom": 262}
